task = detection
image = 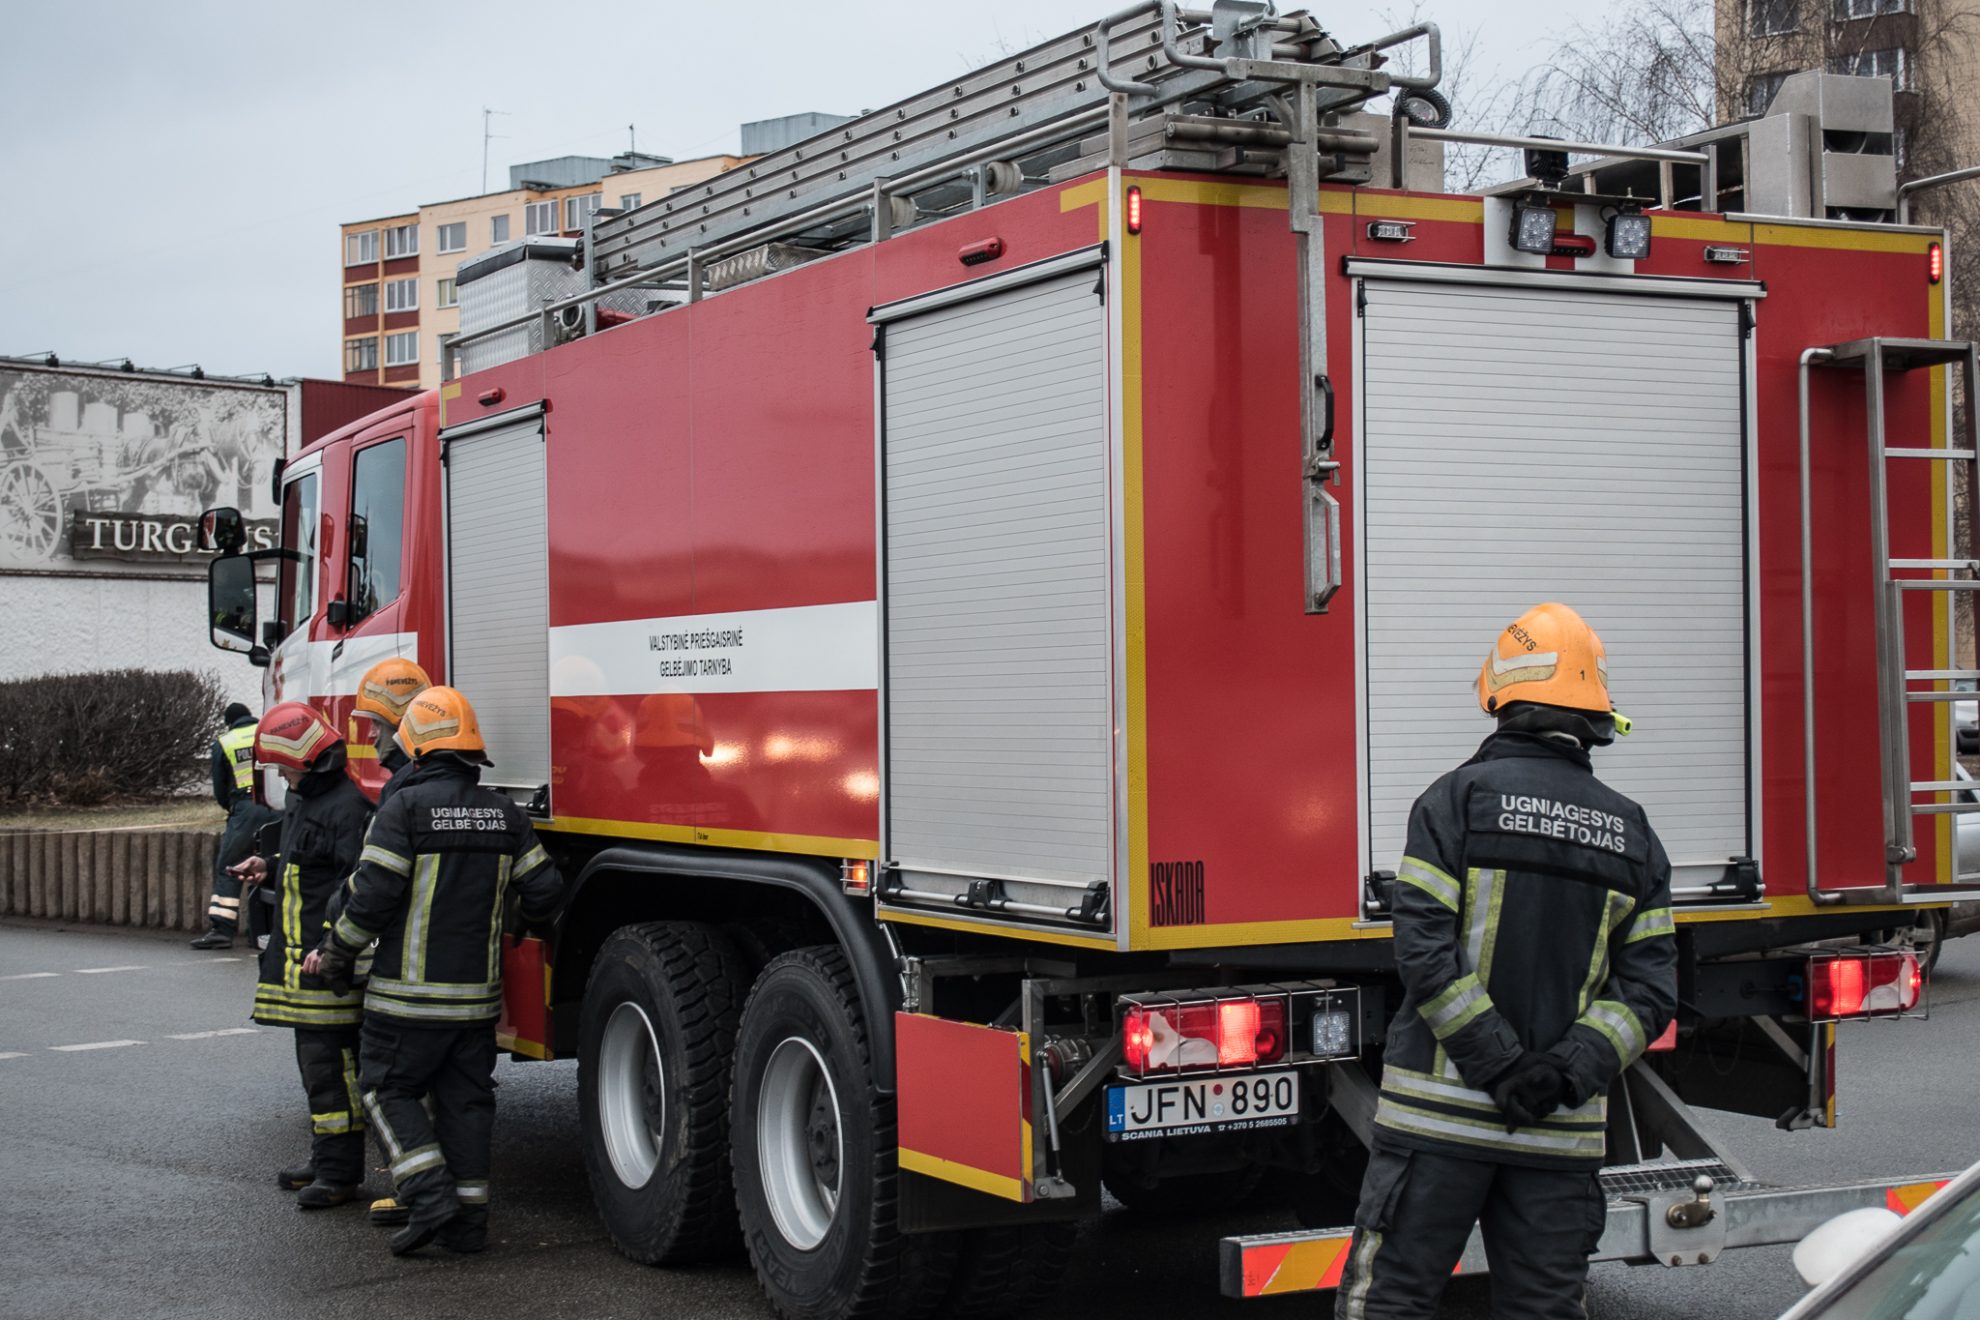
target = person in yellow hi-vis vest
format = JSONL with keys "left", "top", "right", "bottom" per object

{"left": 192, "top": 702, "right": 278, "bottom": 950}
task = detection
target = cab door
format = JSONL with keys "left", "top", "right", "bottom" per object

{"left": 324, "top": 426, "right": 420, "bottom": 801}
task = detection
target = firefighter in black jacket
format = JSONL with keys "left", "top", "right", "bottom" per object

{"left": 312, "top": 686, "right": 564, "bottom": 1256}
{"left": 191, "top": 702, "right": 278, "bottom": 949}
{"left": 1335, "top": 603, "right": 1677, "bottom": 1320}
{"left": 235, "top": 701, "right": 375, "bottom": 1208}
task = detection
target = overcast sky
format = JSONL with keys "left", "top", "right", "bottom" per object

{"left": 0, "top": 1, "right": 1562, "bottom": 381}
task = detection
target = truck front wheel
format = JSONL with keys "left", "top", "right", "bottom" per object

{"left": 731, "top": 946, "right": 954, "bottom": 1320}
{"left": 579, "top": 921, "right": 750, "bottom": 1265}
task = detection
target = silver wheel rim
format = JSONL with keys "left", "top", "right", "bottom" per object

{"left": 757, "top": 1035, "right": 842, "bottom": 1250}
{"left": 599, "top": 1000, "right": 664, "bottom": 1188}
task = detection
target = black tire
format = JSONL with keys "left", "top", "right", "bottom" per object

{"left": 579, "top": 921, "right": 750, "bottom": 1265}
{"left": 939, "top": 1221, "right": 1079, "bottom": 1319}
{"left": 731, "top": 946, "right": 955, "bottom": 1320}
{"left": 1104, "top": 1165, "right": 1263, "bottom": 1217}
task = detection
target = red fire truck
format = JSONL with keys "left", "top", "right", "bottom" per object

{"left": 203, "top": 4, "right": 1976, "bottom": 1314}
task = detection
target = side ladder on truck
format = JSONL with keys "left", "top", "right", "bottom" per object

{"left": 1801, "top": 337, "right": 1980, "bottom": 900}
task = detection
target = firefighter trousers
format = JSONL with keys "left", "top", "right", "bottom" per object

{"left": 205, "top": 801, "right": 261, "bottom": 935}
{"left": 360, "top": 1022, "right": 496, "bottom": 1238}
{"left": 294, "top": 1028, "right": 367, "bottom": 1184}
{"left": 1333, "top": 1148, "right": 1607, "bottom": 1320}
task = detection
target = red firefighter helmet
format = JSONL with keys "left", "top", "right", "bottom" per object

{"left": 254, "top": 701, "right": 343, "bottom": 771}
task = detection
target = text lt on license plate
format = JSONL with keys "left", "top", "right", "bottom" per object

{"left": 1105, "top": 1071, "right": 1300, "bottom": 1142}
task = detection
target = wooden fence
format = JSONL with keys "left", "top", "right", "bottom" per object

{"left": 0, "top": 829, "right": 221, "bottom": 930}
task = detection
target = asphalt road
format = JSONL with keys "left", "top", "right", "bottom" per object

{"left": 4, "top": 918, "right": 1978, "bottom": 1320}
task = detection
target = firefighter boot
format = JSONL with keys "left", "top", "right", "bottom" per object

{"left": 189, "top": 930, "right": 234, "bottom": 950}
{"left": 390, "top": 1203, "right": 460, "bottom": 1257}
{"left": 297, "top": 1180, "right": 363, "bottom": 1210}
{"left": 276, "top": 1163, "right": 315, "bottom": 1190}
{"left": 369, "top": 1196, "right": 411, "bottom": 1227}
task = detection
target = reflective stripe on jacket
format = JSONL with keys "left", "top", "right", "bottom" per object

{"left": 1373, "top": 730, "right": 1677, "bottom": 1170}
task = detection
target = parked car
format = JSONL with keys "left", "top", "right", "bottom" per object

{"left": 1781, "top": 1159, "right": 1980, "bottom": 1317}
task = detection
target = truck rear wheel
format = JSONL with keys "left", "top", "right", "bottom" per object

{"left": 579, "top": 921, "right": 750, "bottom": 1265}
{"left": 731, "top": 945, "right": 954, "bottom": 1320}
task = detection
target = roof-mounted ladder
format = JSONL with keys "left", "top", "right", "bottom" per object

{"left": 1801, "top": 337, "right": 1980, "bottom": 903}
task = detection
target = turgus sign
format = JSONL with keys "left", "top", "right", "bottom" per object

{"left": 68, "top": 511, "right": 278, "bottom": 565}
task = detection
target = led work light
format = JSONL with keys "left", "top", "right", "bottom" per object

{"left": 1510, "top": 202, "right": 1557, "bottom": 255}
{"left": 1607, "top": 210, "right": 1652, "bottom": 260}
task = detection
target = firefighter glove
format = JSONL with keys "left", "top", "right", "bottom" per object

{"left": 1490, "top": 1051, "right": 1568, "bottom": 1131}
{"left": 314, "top": 940, "right": 355, "bottom": 996}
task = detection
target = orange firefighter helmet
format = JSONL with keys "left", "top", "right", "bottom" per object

{"left": 398, "top": 686, "right": 489, "bottom": 762}
{"left": 353, "top": 657, "right": 432, "bottom": 728}
{"left": 254, "top": 701, "right": 343, "bottom": 771}
{"left": 1476, "top": 602, "right": 1612, "bottom": 717}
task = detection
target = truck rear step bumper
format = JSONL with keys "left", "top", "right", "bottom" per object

{"left": 1220, "top": 1162, "right": 1955, "bottom": 1297}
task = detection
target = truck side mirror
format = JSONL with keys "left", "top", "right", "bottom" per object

{"left": 199, "top": 506, "right": 247, "bottom": 555}
{"left": 208, "top": 554, "right": 259, "bottom": 654}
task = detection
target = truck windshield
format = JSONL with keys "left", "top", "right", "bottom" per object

{"left": 275, "top": 472, "right": 319, "bottom": 641}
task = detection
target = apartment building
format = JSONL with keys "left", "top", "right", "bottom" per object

{"left": 340, "top": 151, "right": 747, "bottom": 390}
{"left": 1716, "top": 0, "right": 1980, "bottom": 182}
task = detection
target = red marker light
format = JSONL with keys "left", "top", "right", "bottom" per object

{"left": 1809, "top": 951, "right": 1922, "bottom": 1021}
{"left": 1929, "top": 241, "right": 1944, "bottom": 285}
{"left": 1126, "top": 185, "right": 1144, "bottom": 235}
{"left": 1123, "top": 1005, "right": 1155, "bottom": 1073}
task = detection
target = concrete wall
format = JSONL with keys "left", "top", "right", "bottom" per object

{"left": 0, "top": 574, "right": 264, "bottom": 708}
{"left": 0, "top": 829, "right": 220, "bottom": 930}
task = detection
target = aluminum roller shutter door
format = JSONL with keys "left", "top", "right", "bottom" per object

{"left": 1360, "top": 281, "right": 1748, "bottom": 884}
{"left": 883, "top": 270, "right": 1111, "bottom": 893}
{"left": 445, "top": 415, "right": 552, "bottom": 798}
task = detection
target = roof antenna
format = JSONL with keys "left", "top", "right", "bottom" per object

{"left": 482, "top": 107, "right": 509, "bottom": 193}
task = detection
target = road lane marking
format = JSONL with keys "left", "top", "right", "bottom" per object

{"left": 0, "top": 972, "right": 60, "bottom": 981}
{"left": 49, "top": 1040, "right": 144, "bottom": 1052}
{"left": 74, "top": 966, "right": 148, "bottom": 974}
{"left": 0, "top": 1052, "right": 25, "bottom": 1060}
{"left": 166, "top": 1029, "right": 260, "bottom": 1040}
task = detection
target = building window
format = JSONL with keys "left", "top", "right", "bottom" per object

{"left": 524, "top": 200, "right": 557, "bottom": 236}
{"left": 1829, "top": 46, "right": 1908, "bottom": 89}
{"left": 347, "top": 438, "right": 407, "bottom": 623}
{"left": 1749, "top": 0, "right": 1797, "bottom": 34}
{"left": 619, "top": 192, "right": 642, "bottom": 210}
{"left": 1835, "top": 0, "right": 1907, "bottom": 16}
{"left": 384, "top": 277, "right": 418, "bottom": 313}
{"left": 345, "top": 336, "right": 379, "bottom": 373}
{"left": 1748, "top": 71, "right": 1790, "bottom": 114}
{"left": 564, "top": 192, "right": 601, "bottom": 231}
{"left": 344, "top": 283, "right": 379, "bottom": 319}
{"left": 436, "top": 277, "right": 458, "bottom": 309}
{"left": 491, "top": 214, "right": 511, "bottom": 243}
{"left": 436, "top": 222, "right": 466, "bottom": 254}
{"left": 384, "top": 331, "right": 419, "bottom": 366}
{"left": 384, "top": 223, "right": 418, "bottom": 258}
{"left": 345, "top": 230, "right": 378, "bottom": 266}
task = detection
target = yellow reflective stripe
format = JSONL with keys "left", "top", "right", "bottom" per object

{"left": 1340, "top": 1230, "right": 1383, "bottom": 1320}
{"left": 340, "top": 1047, "right": 363, "bottom": 1130}
{"left": 514, "top": 844, "right": 549, "bottom": 878}
{"left": 367, "top": 976, "right": 500, "bottom": 999}
{"left": 310, "top": 1112, "right": 358, "bottom": 1134}
{"left": 365, "top": 994, "right": 501, "bottom": 1022}
{"left": 282, "top": 864, "right": 302, "bottom": 990}
{"left": 333, "top": 910, "right": 374, "bottom": 949}
{"left": 456, "top": 1181, "right": 490, "bottom": 1205}
{"left": 1579, "top": 998, "right": 1647, "bottom": 1066}
{"left": 1381, "top": 1064, "right": 1607, "bottom": 1126}
{"left": 392, "top": 1144, "right": 445, "bottom": 1183}
{"left": 406, "top": 854, "right": 439, "bottom": 983}
{"left": 1419, "top": 973, "right": 1492, "bottom": 1038}
{"left": 1375, "top": 1095, "right": 1608, "bottom": 1158}
{"left": 361, "top": 844, "right": 413, "bottom": 876}
{"left": 490, "top": 854, "right": 512, "bottom": 984}
{"left": 1626, "top": 906, "right": 1676, "bottom": 944}
{"left": 363, "top": 1091, "right": 403, "bottom": 1161}
{"left": 1396, "top": 856, "right": 1460, "bottom": 912}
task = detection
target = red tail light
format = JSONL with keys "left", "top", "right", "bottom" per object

{"left": 1122, "top": 993, "right": 1288, "bottom": 1075}
{"left": 1929, "top": 241, "right": 1944, "bottom": 285}
{"left": 1809, "top": 951, "right": 1922, "bottom": 1021}
{"left": 1126, "top": 185, "right": 1144, "bottom": 235}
